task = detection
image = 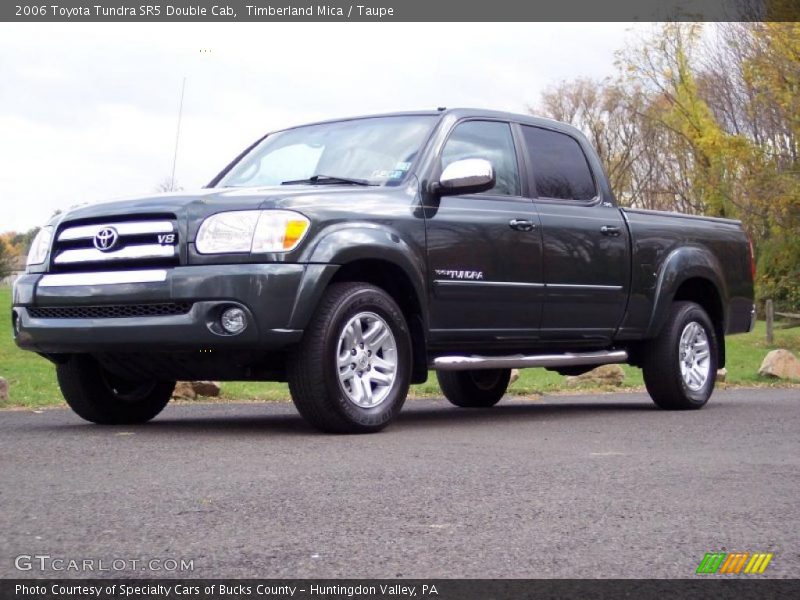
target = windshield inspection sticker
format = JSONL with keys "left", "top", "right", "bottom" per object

{"left": 371, "top": 168, "right": 407, "bottom": 180}
{"left": 385, "top": 161, "right": 412, "bottom": 179}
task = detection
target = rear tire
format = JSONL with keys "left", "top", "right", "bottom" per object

{"left": 642, "top": 301, "right": 718, "bottom": 410}
{"left": 437, "top": 369, "right": 511, "bottom": 408}
{"left": 56, "top": 355, "right": 174, "bottom": 424}
{"left": 287, "top": 282, "right": 412, "bottom": 433}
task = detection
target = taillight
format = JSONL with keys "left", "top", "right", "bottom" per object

{"left": 747, "top": 235, "right": 756, "bottom": 281}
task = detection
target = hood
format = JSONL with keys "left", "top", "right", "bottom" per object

{"left": 54, "top": 184, "right": 405, "bottom": 227}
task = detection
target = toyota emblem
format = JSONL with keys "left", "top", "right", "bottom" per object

{"left": 93, "top": 227, "right": 119, "bottom": 252}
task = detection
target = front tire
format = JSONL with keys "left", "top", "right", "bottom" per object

{"left": 287, "top": 282, "right": 412, "bottom": 433}
{"left": 56, "top": 355, "right": 175, "bottom": 424}
{"left": 437, "top": 369, "right": 511, "bottom": 408}
{"left": 642, "top": 301, "right": 718, "bottom": 410}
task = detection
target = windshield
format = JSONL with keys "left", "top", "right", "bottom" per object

{"left": 218, "top": 115, "right": 437, "bottom": 188}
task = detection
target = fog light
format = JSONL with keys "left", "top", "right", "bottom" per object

{"left": 220, "top": 307, "right": 247, "bottom": 335}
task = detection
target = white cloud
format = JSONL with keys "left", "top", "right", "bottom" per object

{"left": 0, "top": 22, "right": 638, "bottom": 232}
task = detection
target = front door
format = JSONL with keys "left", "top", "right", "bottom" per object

{"left": 425, "top": 120, "right": 544, "bottom": 347}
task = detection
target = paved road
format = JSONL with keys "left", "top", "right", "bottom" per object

{"left": 0, "top": 388, "right": 797, "bottom": 579}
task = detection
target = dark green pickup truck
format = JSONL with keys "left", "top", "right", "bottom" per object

{"left": 12, "top": 109, "right": 756, "bottom": 433}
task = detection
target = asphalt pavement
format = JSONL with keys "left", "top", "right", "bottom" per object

{"left": 0, "top": 388, "right": 797, "bottom": 579}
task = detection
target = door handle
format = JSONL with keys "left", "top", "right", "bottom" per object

{"left": 509, "top": 219, "right": 535, "bottom": 232}
{"left": 600, "top": 225, "right": 622, "bottom": 237}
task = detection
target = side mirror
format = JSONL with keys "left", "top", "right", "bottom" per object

{"left": 436, "top": 158, "right": 495, "bottom": 196}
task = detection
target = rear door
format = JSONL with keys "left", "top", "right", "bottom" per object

{"left": 519, "top": 124, "right": 629, "bottom": 342}
{"left": 425, "top": 119, "right": 544, "bottom": 346}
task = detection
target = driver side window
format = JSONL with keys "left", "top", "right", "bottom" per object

{"left": 441, "top": 121, "right": 520, "bottom": 196}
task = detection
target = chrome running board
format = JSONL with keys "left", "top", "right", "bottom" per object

{"left": 432, "top": 350, "right": 628, "bottom": 371}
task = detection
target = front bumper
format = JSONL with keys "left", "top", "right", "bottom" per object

{"left": 12, "top": 264, "right": 333, "bottom": 354}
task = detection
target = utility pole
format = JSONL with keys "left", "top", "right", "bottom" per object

{"left": 170, "top": 77, "right": 187, "bottom": 192}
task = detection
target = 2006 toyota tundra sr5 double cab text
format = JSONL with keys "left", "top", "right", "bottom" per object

{"left": 12, "top": 109, "right": 756, "bottom": 433}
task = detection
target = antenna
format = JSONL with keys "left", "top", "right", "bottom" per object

{"left": 169, "top": 77, "right": 186, "bottom": 192}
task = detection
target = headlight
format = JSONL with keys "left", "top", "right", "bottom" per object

{"left": 26, "top": 226, "right": 53, "bottom": 266}
{"left": 195, "top": 210, "right": 310, "bottom": 254}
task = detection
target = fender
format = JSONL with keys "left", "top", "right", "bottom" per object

{"left": 645, "top": 245, "right": 729, "bottom": 339}
{"left": 287, "top": 223, "right": 428, "bottom": 330}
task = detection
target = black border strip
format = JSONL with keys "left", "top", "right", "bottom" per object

{"left": 3, "top": 0, "right": 799, "bottom": 23}
{"left": 3, "top": 579, "right": 800, "bottom": 600}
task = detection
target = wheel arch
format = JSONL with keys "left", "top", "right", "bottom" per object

{"left": 645, "top": 247, "right": 728, "bottom": 367}
{"left": 289, "top": 226, "right": 429, "bottom": 383}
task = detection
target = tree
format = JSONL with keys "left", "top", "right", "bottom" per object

{"left": 699, "top": 22, "right": 799, "bottom": 308}
{"left": 0, "top": 239, "right": 13, "bottom": 281}
{"left": 531, "top": 22, "right": 800, "bottom": 309}
{"left": 155, "top": 177, "right": 183, "bottom": 193}
{"left": 617, "top": 23, "right": 751, "bottom": 218}
{"left": 739, "top": 23, "right": 800, "bottom": 309}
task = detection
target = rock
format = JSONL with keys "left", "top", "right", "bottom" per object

{"left": 509, "top": 369, "right": 520, "bottom": 385}
{"left": 172, "top": 381, "right": 221, "bottom": 400}
{"left": 192, "top": 381, "right": 221, "bottom": 397}
{"left": 172, "top": 381, "right": 197, "bottom": 401}
{"left": 716, "top": 368, "right": 728, "bottom": 383}
{"left": 0, "top": 377, "right": 8, "bottom": 401}
{"left": 758, "top": 349, "right": 800, "bottom": 380}
{"left": 565, "top": 364, "right": 625, "bottom": 387}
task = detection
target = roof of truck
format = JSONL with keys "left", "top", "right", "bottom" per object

{"left": 269, "top": 108, "right": 584, "bottom": 138}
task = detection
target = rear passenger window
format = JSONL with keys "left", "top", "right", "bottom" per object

{"left": 521, "top": 126, "right": 596, "bottom": 201}
{"left": 441, "top": 121, "right": 520, "bottom": 197}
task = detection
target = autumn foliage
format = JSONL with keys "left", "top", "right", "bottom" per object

{"left": 534, "top": 22, "right": 800, "bottom": 311}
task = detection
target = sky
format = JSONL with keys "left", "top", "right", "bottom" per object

{"left": 0, "top": 22, "right": 642, "bottom": 232}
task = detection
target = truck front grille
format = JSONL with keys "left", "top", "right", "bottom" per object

{"left": 28, "top": 302, "right": 192, "bottom": 319}
{"left": 51, "top": 218, "right": 179, "bottom": 271}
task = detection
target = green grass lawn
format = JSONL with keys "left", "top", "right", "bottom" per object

{"left": 1, "top": 285, "right": 797, "bottom": 408}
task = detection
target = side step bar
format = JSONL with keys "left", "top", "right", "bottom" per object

{"left": 432, "top": 350, "right": 628, "bottom": 371}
